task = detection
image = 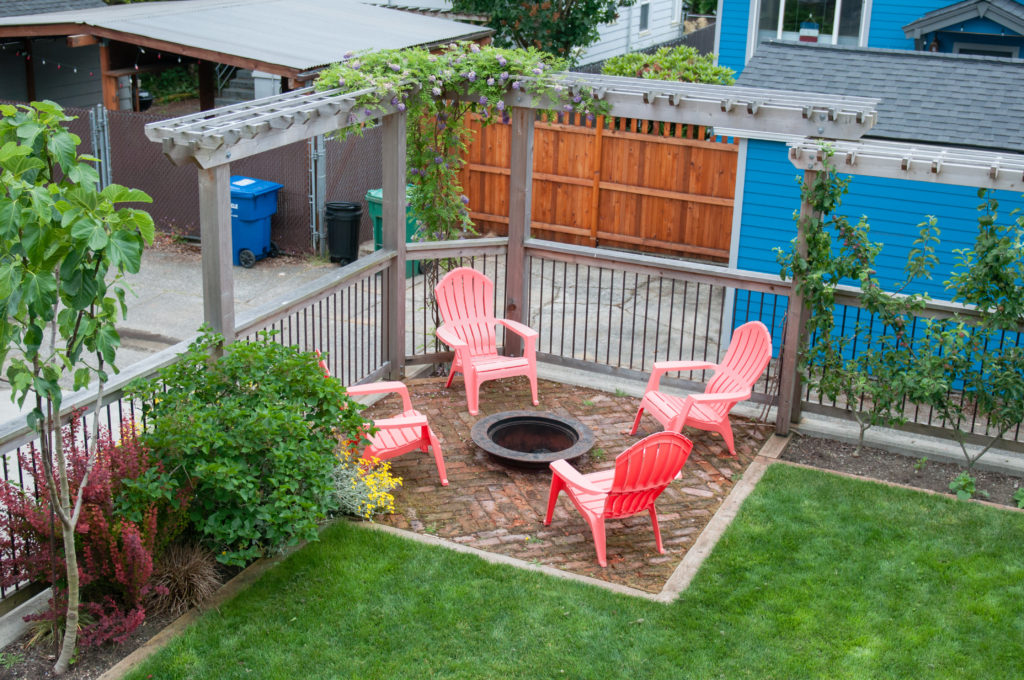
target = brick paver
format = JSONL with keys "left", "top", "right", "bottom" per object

{"left": 362, "top": 376, "right": 770, "bottom": 593}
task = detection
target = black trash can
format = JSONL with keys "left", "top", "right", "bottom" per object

{"left": 325, "top": 201, "right": 363, "bottom": 265}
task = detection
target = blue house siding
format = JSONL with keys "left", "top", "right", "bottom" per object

{"left": 715, "top": 0, "right": 752, "bottom": 73}
{"left": 736, "top": 141, "right": 1024, "bottom": 298}
{"left": 867, "top": 1, "right": 952, "bottom": 49}
{"left": 732, "top": 139, "right": 1024, "bottom": 343}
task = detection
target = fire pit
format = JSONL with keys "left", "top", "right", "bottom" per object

{"left": 471, "top": 411, "right": 595, "bottom": 468}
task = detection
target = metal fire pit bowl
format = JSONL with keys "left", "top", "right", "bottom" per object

{"left": 471, "top": 411, "right": 595, "bottom": 468}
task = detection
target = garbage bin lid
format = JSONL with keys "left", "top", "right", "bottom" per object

{"left": 365, "top": 185, "right": 414, "bottom": 203}
{"left": 230, "top": 175, "right": 284, "bottom": 198}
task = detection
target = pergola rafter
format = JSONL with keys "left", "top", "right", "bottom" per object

{"left": 789, "top": 139, "right": 1024, "bottom": 193}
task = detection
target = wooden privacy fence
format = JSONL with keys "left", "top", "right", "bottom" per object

{"left": 459, "top": 114, "right": 739, "bottom": 261}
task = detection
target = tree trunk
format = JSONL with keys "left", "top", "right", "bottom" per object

{"left": 52, "top": 423, "right": 79, "bottom": 676}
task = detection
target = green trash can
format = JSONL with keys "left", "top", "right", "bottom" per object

{"left": 365, "top": 187, "right": 420, "bottom": 277}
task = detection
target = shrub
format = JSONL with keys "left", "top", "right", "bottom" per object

{"left": 331, "top": 445, "right": 403, "bottom": 519}
{"left": 147, "top": 542, "right": 222, "bottom": 616}
{"left": 129, "top": 331, "right": 369, "bottom": 567}
{"left": 602, "top": 45, "right": 735, "bottom": 85}
{"left": 0, "top": 415, "right": 184, "bottom": 646}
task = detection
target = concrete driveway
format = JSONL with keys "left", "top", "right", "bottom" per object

{"left": 0, "top": 244, "right": 337, "bottom": 425}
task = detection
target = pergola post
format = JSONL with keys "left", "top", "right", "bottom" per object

{"left": 505, "top": 106, "right": 534, "bottom": 357}
{"left": 382, "top": 110, "right": 408, "bottom": 380}
{"left": 775, "top": 168, "right": 817, "bottom": 434}
{"left": 197, "top": 164, "right": 236, "bottom": 344}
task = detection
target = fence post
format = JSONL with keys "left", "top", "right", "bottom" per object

{"left": 775, "top": 168, "right": 817, "bottom": 434}
{"left": 308, "top": 135, "right": 327, "bottom": 255}
{"left": 382, "top": 110, "right": 407, "bottom": 380}
{"left": 505, "top": 106, "right": 535, "bottom": 357}
{"left": 197, "top": 164, "right": 236, "bottom": 344}
{"left": 588, "top": 115, "right": 604, "bottom": 247}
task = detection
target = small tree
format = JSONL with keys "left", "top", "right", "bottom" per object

{"left": 0, "top": 101, "right": 153, "bottom": 674}
{"left": 602, "top": 45, "right": 735, "bottom": 85}
{"left": 912, "top": 191, "right": 1024, "bottom": 471}
{"left": 777, "top": 149, "right": 928, "bottom": 453}
{"left": 451, "top": 0, "right": 635, "bottom": 62}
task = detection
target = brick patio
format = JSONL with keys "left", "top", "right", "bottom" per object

{"left": 362, "top": 375, "right": 771, "bottom": 594}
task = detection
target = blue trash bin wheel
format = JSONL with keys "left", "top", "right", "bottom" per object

{"left": 238, "top": 248, "right": 257, "bottom": 268}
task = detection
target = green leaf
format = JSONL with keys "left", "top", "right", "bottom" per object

{"left": 71, "top": 215, "right": 109, "bottom": 250}
{"left": 107, "top": 230, "right": 143, "bottom": 273}
{"left": 21, "top": 270, "right": 58, "bottom": 315}
{"left": 67, "top": 161, "right": 100, "bottom": 188}
{"left": 101, "top": 184, "right": 153, "bottom": 204}
{"left": 47, "top": 129, "right": 77, "bottom": 171}
{"left": 1, "top": 154, "right": 47, "bottom": 178}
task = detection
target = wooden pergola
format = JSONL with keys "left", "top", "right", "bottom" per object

{"left": 145, "top": 71, "right": 1024, "bottom": 435}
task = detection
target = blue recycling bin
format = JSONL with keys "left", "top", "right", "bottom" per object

{"left": 229, "top": 176, "right": 283, "bottom": 267}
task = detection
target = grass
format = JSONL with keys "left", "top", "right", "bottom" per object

{"left": 124, "top": 465, "right": 1024, "bottom": 679}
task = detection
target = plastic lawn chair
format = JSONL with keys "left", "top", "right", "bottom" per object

{"left": 544, "top": 431, "right": 693, "bottom": 567}
{"left": 318, "top": 353, "right": 447, "bottom": 486}
{"left": 629, "top": 321, "right": 772, "bottom": 457}
{"left": 434, "top": 267, "right": 539, "bottom": 415}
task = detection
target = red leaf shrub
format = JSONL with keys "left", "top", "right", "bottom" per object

{"left": 0, "top": 414, "right": 187, "bottom": 645}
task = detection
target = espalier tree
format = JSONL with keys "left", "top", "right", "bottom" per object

{"left": 0, "top": 101, "right": 153, "bottom": 674}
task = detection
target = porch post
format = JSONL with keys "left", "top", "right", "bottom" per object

{"left": 505, "top": 106, "right": 534, "bottom": 357}
{"left": 382, "top": 110, "right": 408, "bottom": 380}
{"left": 775, "top": 168, "right": 817, "bottom": 434}
{"left": 197, "top": 164, "right": 236, "bottom": 344}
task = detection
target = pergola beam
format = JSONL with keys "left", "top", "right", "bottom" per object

{"left": 789, "top": 140, "right": 1024, "bottom": 192}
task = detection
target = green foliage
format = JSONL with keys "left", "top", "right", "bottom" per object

{"left": 0, "top": 99, "right": 153, "bottom": 673}
{"left": 0, "top": 101, "right": 154, "bottom": 421}
{"left": 1013, "top": 487, "right": 1024, "bottom": 509}
{"left": 129, "top": 331, "right": 369, "bottom": 567}
{"left": 330, "top": 446, "right": 403, "bottom": 519}
{"left": 451, "top": 0, "right": 634, "bottom": 60}
{"left": 948, "top": 471, "right": 988, "bottom": 501}
{"left": 140, "top": 65, "right": 198, "bottom": 103}
{"left": 602, "top": 45, "right": 735, "bottom": 85}
{"left": 316, "top": 42, "right": 605, "bottom": 245}
{"left": 0, "top": 652, "right": 25, "bottom": 669}
{"left": 913, "top": 457, "right": 928, "bottom": 473}
{"left": 775, "top": 146, "right": 926, "bottom": 452}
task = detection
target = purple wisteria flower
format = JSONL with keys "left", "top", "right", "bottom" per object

{"left": 532, "top": 67, "right": 543, "bottom": 75}
{"left": 501, "top": 112, "right": 510, "bottom": 124}
{"left": 343, "top": 51, "right": 354, "bottom": 59}
{"left": 460, "top": 194, "right": 470, "bottom": 204}
{"left": 351, "top": 60, "right": 362, "bottom": 69}
{"left": 478, "top": 95, "right": 488, "bottom": 105}
{"left": 432, "top": 87, "right": 442, "bottom": 97}
{"left": 487, "top": 77, "right": 495, "bottom": 86}
{"left": 409, "top": 168, "right": 420, "bottom": 176}
{"left": 438, "top": 122, "right": 446, "bottom": 131}
{"left": 496, "top": 100, "right": 505, "bottom": 111}
{"left": 511, "top": 81, "right": 521, "bottom": 90}
{"left": 391, "top": 96, "right": 399, "bottom": 106}
{"left": 563, "top": 104, "right": 573, "bottom": 112}
{"left": 573, "top": 95, "right": 583, "bottom": 103}
{"left": 553, "top": 85, "right": 563, "bottom": 92}
{"left": 499, "top": 72, "right": 508, "bottom": 81}
{"left": 497, "top": 55, "right": 507, "bottom": 66}
{"left": 397, "top": 102, "right": 406, "bottom": 111}
{"left": 389, "top": 63, "right": 401, "bottom": 72}
{"left": 586, "top": 113, "right": 595, "bottom": 123}
{"left": 466, "top": 71, "right": 477, "bottom": 82}
{"left": 470, "top": 43, "right": 481, "bottom": 53}
{"left": 434, "top": 156, "right": 444, "bottom": 164}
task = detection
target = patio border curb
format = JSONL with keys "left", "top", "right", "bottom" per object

{"left": 96, "top": 550, "right": 294, "bottom": 680}
{"left": 357, "top": 521, "right": 661, "bottom": 601}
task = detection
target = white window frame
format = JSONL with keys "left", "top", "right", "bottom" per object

{"left": 746, "top": 0, "right": 872, "bottom": 62}
{"left": 953, "top": 41, "right": 1020, "bottom": 58}
{"left": 639, "top": 1, "right": 652, "bottom": 34}
{"left": 672, "top": 0, "right": 684, "bottom": 25}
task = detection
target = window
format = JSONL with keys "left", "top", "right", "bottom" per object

{"left": 640, "top": 2, "right": 651, "bottom": 32}
{"left": 954, "top": 42, "right": 1019, "bottom": 58}
{"left": 757, "top": 0, "right": 865, "bottom": 46}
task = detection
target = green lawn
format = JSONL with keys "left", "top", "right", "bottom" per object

{"left": 124, "top": 464, "right": 1024, "bottom": 679}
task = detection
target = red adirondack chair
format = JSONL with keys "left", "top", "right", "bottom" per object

{"left": 544, "top": 431, "right": 693, "bottom": 567}
{"left": 629, "top": 321, "right": 772, "bottom": 457}
{"left": 434, "top": 267, "right": 539, "bottom": 415}
{"left": 318, "top": 355, "right": 447, "bottom": 486}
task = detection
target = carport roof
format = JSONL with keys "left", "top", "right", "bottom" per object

{"left": 0, "top": 0, "right": 493, "bottom": 75}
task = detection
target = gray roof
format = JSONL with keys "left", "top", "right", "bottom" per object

{"left": 0, "top": 0, "right": 492, "bottom": 73}
{"left": 0, "top": 0, "right": 105, "bottom": 19}
{"left": 737, "top": 42, "right": 1024, "bottom": 153}
{"left": 903, "top": 0, "right": 1024, "bottom": 39}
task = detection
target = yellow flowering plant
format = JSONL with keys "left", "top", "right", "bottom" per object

{"left": 331, "top": 445, "right": 403, "bottom": 519}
